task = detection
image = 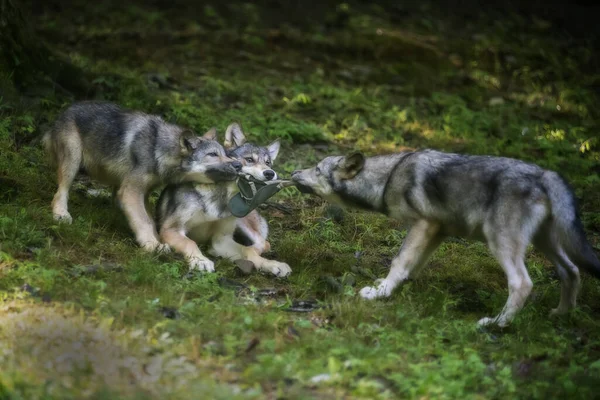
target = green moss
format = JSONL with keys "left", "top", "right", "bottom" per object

{"left": 0, "top": 0, "right": 599, "bottom": 398}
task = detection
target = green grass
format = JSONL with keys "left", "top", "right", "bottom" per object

{"left": 1, "top": 1, "right": 600, "bottom": 398}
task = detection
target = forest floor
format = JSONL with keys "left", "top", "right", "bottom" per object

{"left": 1, "top": 1, "right": 600, "bottom": 398}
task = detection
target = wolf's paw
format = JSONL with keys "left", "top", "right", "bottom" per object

{"left": 53, "top": 212, "right": 73, "bottom": 224}
{"left": 189, "top": 257, "right": 215, "bottom": 273}
{"left": 477, "top": 317, "right": 495, "bottom": 327}
{"left": 259, "top": 260, "right": 291, "bottom": 278}
{"left": 549, "top": 307, "right": 570, "bottom": 317}
{"left": 359, "top": 280, "right": 392, "bottom": 300}
{"left": 477, "top": 316, "right": 509, "bottom": 327}
{"left": 140, "top": 240, "right": 163, "bottom": 252}
{"left": 155, "top": 243, "right": 171, "bottom": 254}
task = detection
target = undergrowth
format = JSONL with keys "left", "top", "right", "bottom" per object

{"left": 1, "top": 0, "right": 599, "bottom": 398}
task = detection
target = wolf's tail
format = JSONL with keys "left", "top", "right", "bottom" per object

{"left": 543, "top": 171, "right": 600, "bottom": 279}
{"left": 42, "top": 129, "right": 57, "bottom": 167}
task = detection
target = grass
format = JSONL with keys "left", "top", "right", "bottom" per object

{"left": 1, "top": 0, "right": 600, "bottom": 398}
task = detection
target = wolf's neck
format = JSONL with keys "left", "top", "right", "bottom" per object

{"left": 193, "top": 182, "right": 239, "bottom": 208}
{"left": 333, "top": 153, "right": 407, "bottom": 213}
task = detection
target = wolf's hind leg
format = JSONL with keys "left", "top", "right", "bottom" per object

{"left": 160, "top": 228, "right": 214, "bottom": 272}
{"left": 211, "top": 233, "right": 291, "bottom": 277}
{"left": 51, "top": 127, "right": 82, "bottom": 224}
{"left": 360, "top": 220, "right": 444, "bottom": 300}
{"left": 478, "top": 238, "right": 532, "bottom": 327}
{"left": 236, "top": 212, "right": 270, "bottom": 255}
{"left": 533, "top": 230, "right": 580, "bottom": 315}
{"left": 478, "top": 202, "right": 548, "bottom": 327}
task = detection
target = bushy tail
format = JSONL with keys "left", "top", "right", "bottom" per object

{"left": 41, "top": 130, "right": 57, "bottom": 167}
{"left": 543, "top": 171, "right": 600, "bottom": 279}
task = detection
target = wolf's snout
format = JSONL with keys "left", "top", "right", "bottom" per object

{"left": 231, "top": 161, "right": 242, "bottom": 171}
{"left": 291, "top": 170, "right": 301, "bottom": 179}
{"left": 263, "top": 170, "right": 275, "bottom": 180}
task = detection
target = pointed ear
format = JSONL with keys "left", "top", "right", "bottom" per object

{"left": 267, "top": 139, "right": 281, "bottom": 161}
{"left": 179, "top": 129, "right": 198, "bottom": 154}
{"left": 202, "top": 127, "right": 218, "bottom": 141}
{"left": 339, "top": 152, "right": 365, "bottom": 179}
{"left": 224, "top": 123, "right": 246, "bottom": 149}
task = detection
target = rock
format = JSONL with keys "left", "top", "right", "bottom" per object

{"left": 489, "top": 97, "right": 505, "bottom": 106}
{"left": 159, "top": 306, "right": 180, "bottom": 320}
{"left": 284, "top": 300, "right": 322, "bottom": 312}
{"left": 310, "top": 373, "right": 332, "bottom": 384}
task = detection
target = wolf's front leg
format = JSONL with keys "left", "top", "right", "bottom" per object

{"left": 360, "top": 220, "right": 444, "bottom": 299}
{"left": 160, "top": 228, "right": 215, "bottom": 272}
{"left": 118, "top": 183, "right": 165, "bottom": 252}
{"left": 211, "top": 233, "right": 291, "bottom": 277}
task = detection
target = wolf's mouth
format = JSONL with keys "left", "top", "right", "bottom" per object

{"left": 205, "top": 164, "right": 239, "bottom": 181}
{"left": 294, "top": 183, "right": 315, "bottom": 194}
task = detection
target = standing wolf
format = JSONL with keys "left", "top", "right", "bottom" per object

{"left": 156, "top": 123, "right": 291, "bottom": 276}
{"left": 43, "top": 101, "right": 240, "bottom": 252}
{"left": 292, "top": 150, "right": 600, "bottom": 326}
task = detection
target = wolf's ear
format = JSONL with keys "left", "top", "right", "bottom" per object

{"left": 267, "top": 139, "right": 281, "bottom": 161}
{"left": 339, "top": 152, "right": 365, "bottom": 179}
{"left": 180, "top": 129, "right": 199, "bottom": 154}
{"left": 224, "top": 123, "right": 246, "bottom": 149}
{"left": 202, "top": 127, "right": 218, "bottom": 141}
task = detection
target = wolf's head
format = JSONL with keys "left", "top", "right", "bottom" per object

{"left": 179, "top": 128, "right": 242, "bottom": 183}
{"left": 223, "top": 123, "right": 280, "bottom": 181}
{"left": 291, "top": 152, "right": 366, "bottom": 203}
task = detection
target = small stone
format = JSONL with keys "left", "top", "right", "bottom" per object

{"left": 310, "top": 373, "right": 332, "bottom": 384}
{"left": 159, "top": 306, "right": 180, "bottom": 320}
{"left": 489, "top": 97, "right": 505, "bottom": 106}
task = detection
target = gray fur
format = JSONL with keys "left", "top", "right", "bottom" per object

{"left": 44, "top": 101, "right": 239, "bottom": 252}
{"left": 156, "top": 123, "right": 290, "bottom": 276}
{"left": 292, "top": 149, "right": 600, "bottom": 327}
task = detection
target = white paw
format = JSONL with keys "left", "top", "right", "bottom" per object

{"left": 140, "top": 240, "right": 163, "bottom": 252}
{"left": 477, "top": 316, "right": 509, "bottom": 327}
{"left": 155, "top": 243, "right": 171, "bottom": 254}
{"left": 477, "top": 317, "right": 495, "bottom": 327}
{"left": 53, "top": 212, "right": 73, "bottom": 224}
{"left": 359, "top": 281, "right": 392, "bottom": 300}
{"left": 258, "top": 260, "right": 291, "bottom": 277}
{"left": 189, "top": 257, "right": 215, "bottom": 273}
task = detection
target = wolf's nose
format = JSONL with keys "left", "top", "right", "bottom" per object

{"left": 232, "top": 161, "right": 242, "bottom": 171}
{"left": 263, "top": 170, "right": 275, "bottom": 180}
{"left": 291, "top": 170, "right": 300, "bottom": 177}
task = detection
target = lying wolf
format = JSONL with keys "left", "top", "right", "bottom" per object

{"left": 292, "top": 150, "right": 600, "bottom": 326}
{"left": 156, "top": 123, "right": 291, "bottom": 277}
{"left": 43, "top": 101, "right": 240, "bottom": 252}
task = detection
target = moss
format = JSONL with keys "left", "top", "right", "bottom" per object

{"left": 0, "top": 0, "right": 599, "bottom": 398}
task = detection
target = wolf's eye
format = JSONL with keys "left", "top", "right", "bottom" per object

{"left": 266, "top": 160, "right": 272, "bottom": 166}
{"left": 245, "top": 157, "right": 254, "bottom": 163}
{"left": 315, "top": 166, "right": 321, "bottom": 176}
{"left": 207, "top": 152, "right": 218, "bottom": 157}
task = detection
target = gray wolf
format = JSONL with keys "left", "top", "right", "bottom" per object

{"left": 156, "top": 123, "right": 291, "bottom": 276}
{"left": 291, "top": 150, "right": 600, "bottom": 326}
{"left": 43, "top": 101, "right": 241, "bottom": 252}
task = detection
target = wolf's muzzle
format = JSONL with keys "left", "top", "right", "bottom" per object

{"left": 291, "top": 170, "right": 314, "bottom": 193}
{"left": 263, "top": 170, "right": 275, "bottom": 180}
{"left": 294, "top": 183, "right": 315, "bottom": 194}
{"left": 206, "top": 163, "right": 239, "bottom": 182}
{"left": 231, "top": 161, "right": 242, "bottom": 171}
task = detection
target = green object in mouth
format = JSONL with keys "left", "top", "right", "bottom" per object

{"left": 228, "top": 174, "right": 295, "bottom": 218}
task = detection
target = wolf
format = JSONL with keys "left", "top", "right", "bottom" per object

{"left": 292, "top": 149, "right": 600, "bottom": 327}
{"left": 155, "top": 123, "right": 291, "bottom": 276}
{"left": 43, "top": 101, "right": 241, "bottom": 252}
